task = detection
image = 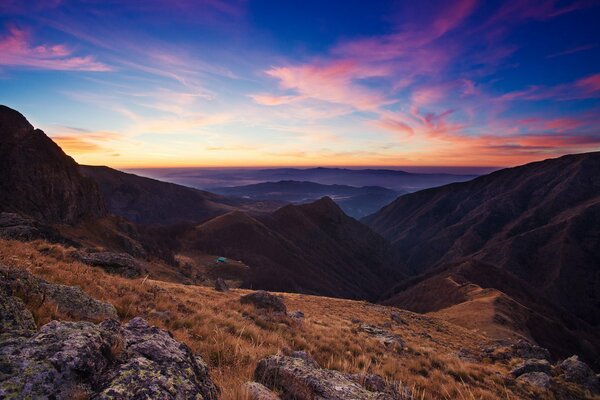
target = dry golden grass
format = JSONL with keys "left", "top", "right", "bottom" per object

{"left": 0, "top": 239, "right": 576, "bottom": 400}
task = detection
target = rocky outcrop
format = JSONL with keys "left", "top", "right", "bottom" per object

{"left": 240, "top": 291, "right": 287, "bottom": 313}
{"left": 0, "top": 105, "right": 106, "bottom": 224}
{"left": 75, "top": 251, "right": 144, "bottom": 278}
{"left": 517, "top": 372, "right": 551, "bottom": 389}
{"left": 484, "top": 339, "right": 551, "bottom": 362}
{"left": 358, "top": 324, "right": 404, "bottom": 349}
{"left": 555, "top": 355, "right": 600, "bottom": 393}
{"left": 254, "top": 354, "right": 413, "bottom": 400}
{"left": 214, "top": 277, "right": 229, "bottom": 292}
{"left": 0, "top": 264, "right": 117, "bottom": 321}
{"left": 0, "top": 316, "right": 219, "bottom": 399}
{"left": 0, "top": 212, "right": 69, "bottom": 243}
{"left": 510, "top": 359, "right": 551, "bottom": 377}
{"left": 0, "top": 282, "right": 36, "bottom": 336}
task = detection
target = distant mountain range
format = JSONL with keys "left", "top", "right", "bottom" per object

{"left": 210, "top": 180, "right": 402, "bottom": 218}
{"left": 128, "top": 166, "right": 478, "bottom": 192}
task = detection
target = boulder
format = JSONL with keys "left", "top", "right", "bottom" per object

{"left": 555, "top": 355, "right": 600, "bottom": 393}
{"left": 254, "top": 355, "right": 416, "bottom": 400}
{"left": 244, "top": 381, "right": 281, "bottom": 400}
{"left": 510, "top": 359, "right": 551, "bottom": 377}
{"left": 0, "top": 317, "right": 219, "bottom": 399}
{"left": 75, "top": 251, "right": 144, "bottom": 278}
{"left": 359, "top": 324, "right": 404, "bottom": 349}
{"left": 240, "top": 291, "right": 287, "bottom": 313}
{"left": 0, "top": 212, "right": 68, "bottom": 243}
{"left": 254, "top": 355, "right": 390, "bottom": 400}
{"left": 0, "top": 264, "right": 117, "bottom": 321}
{"left": 214, "top": 277, "right": 229, "bottom": 292}
{"left": 0, "top": 284, "right": 36, "bottom": 336}
{"left": 517, "top": 372, "right": 551, "bottom": 390}
{"left": 483, "top": 339, "right": 551, "bottom": 362}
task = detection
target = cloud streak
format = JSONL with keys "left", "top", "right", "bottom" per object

{"left": 0, "top": 26, "right": 110, "bottom": 71}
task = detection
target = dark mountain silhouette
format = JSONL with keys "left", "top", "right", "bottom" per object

{"left": 365, "top": 152, "right": 600, "bottom": 328}
{"left": 180, "top": 197, "right": 403, "bottom": 300}
{"left": 81, "top": 166, "right": 250, "bottom": 225}
{"left": 0, "top": 106, "right": 106, "bottom": 223}
{"left": 211, "top": 180, "right": 402, "bottom": 218}
{"left": 365, "top": 152, "right": 600, "bottom": 366}
{"left": 80, "top": 166, "right": 285, "bottom": 226}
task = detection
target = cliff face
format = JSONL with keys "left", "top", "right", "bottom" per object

{"left": 0, "top": 105, "right": 106, "bottom": 223}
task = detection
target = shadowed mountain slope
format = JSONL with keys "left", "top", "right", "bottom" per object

{"left": 365, "top": 152, "right": 600, "bottom": 327}
{"left": 0, "top": 105, "right": 106, "bottom": 223}
{"left": 80, "top": 165, "right": 239, "bottom": 225}
{"left": 181, "top": 197, "right": 403, "bottom": 300}
{"left": 80, "top": 166, "right": 284, "bottom": 226}
{"left": 382, "top": 260, "right": 600, "bottom": 367}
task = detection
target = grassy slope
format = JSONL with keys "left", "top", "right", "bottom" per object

{"left": 0, "top": 238, "right": 582, "bottom": 400}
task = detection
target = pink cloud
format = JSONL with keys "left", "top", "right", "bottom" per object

{"left": 265, "top": 60, "right": 390, "bottom": 111}
{"left": 250, "top": 93, "right": 303, "bottom": 106}
{"left": 0, "top": 26, "right": 110, "bottom": 71}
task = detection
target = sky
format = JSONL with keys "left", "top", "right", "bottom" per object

{"left": 0, "top": 0, "right": 599, "bottom": 168}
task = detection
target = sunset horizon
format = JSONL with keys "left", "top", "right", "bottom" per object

{"left": 2, "top": 0, "right": 599, "bottom": 169}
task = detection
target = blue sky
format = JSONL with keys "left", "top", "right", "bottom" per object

{"left": 0, "top": 0, "right": 599, "bottom": 167}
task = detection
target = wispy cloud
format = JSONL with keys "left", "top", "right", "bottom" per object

{"left": 0, "top": 26, "right": 110, "bottom": 71}
{"left": 546, "top": 43, "right": 597, "bottom": 58}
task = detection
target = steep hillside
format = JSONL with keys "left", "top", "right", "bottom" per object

{"left": 0, "top": 105, "right": 106, "bottom": 223}
{"left": 181, "top": 197, "right": 403, "bottom": 300}
{"left": 382, "top": 260, "right": 600, "bottom": 367}
{"left": 365, "top": 152, "right": 600, "bottom": 327}
{"left": 80, "top": 165, "right": 238, "bottom": 225}
{"left": 3, "top": 237, "right": 597, "bottom": 400}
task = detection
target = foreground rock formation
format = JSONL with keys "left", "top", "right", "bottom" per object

{"left": 0, "top": 284, "right": 219, "bottom": 399}
{"left": 250, "top": 353, "right": 414, "bottom": 400}
{"left": 0, "top": 263, "right": 117, "bottom": 321}
{"left": 75, "top": 251, "right": 145, "bottom": 278}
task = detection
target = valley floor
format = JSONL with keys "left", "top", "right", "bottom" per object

{"left": 0, "top": 238, "right": 595, "bottom": 400}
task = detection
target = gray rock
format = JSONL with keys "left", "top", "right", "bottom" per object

{"left": 510, "top": 359, "right": 551, "bottom": 377}
{"left": 214, "top": 277, "right": 229, "bottom": 292}
{"left": 288, "top": 310, "right": 305, "bottom": 320}
{"left": 244, "top": 381, "right": 281, "bottom": 400}
{"left": 347, "top": 374, "right": 414, "bottom": 399}
{"left": 75, "top": 251, "right": 144, "bottom": 278}
{"left": 254, "top": 355, "right": 391, "bottom": 400}
{"left": 0, "top": 264, "right": 117, "bottom": 321}
{"left": 555, "top": 355, "right": 600, "bottom": 393}
{"left": 0, "top": 212, "right": 66, "bottom": 242}
{"left": 483, "top": 339, "right": 551, "bottom": 361}
{"left": 0, "top": 317, "right": 219, "bottom": 400}
{"left": 517, "top": 372, "right": 551, "bottom": 390}
{"left": 0, "top": 284, "right": 36, "bottom": 336}
{"left": 240, "top": 291, "right": 287, "bottom": 313}
{"left": 359, "top": 324, "right": 404, "bottom": 349}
